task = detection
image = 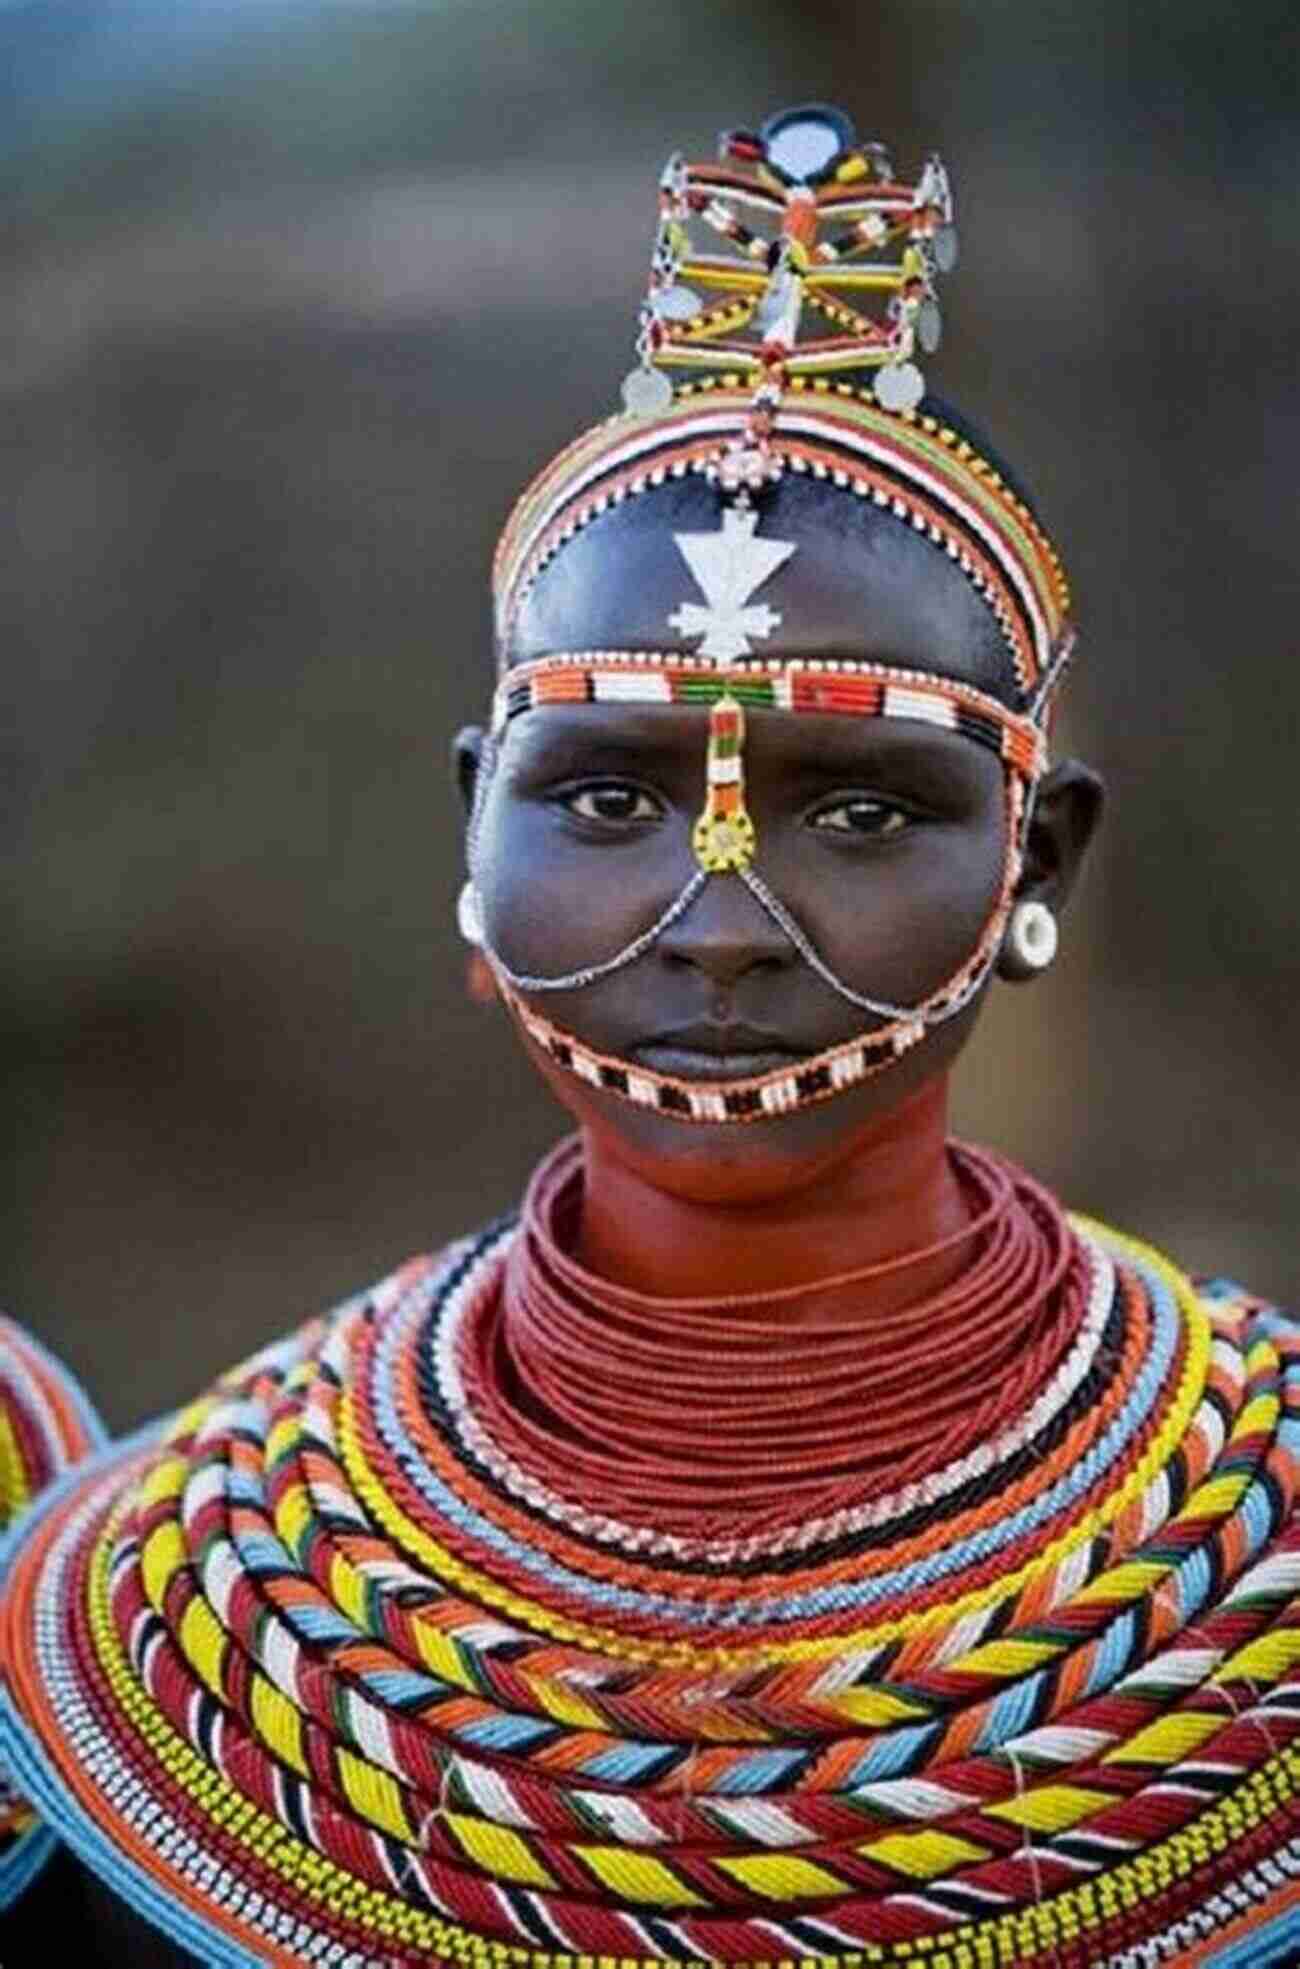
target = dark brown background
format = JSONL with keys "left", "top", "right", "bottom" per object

{"left": 4, "top": 0, "right": 1298, "bottom": 1432}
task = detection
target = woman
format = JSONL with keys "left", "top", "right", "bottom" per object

{"left": 2, "top": 106, "right": 1298, "bottom": 1966}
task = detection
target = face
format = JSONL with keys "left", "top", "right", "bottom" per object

{"left": 463, "top": 475, "right": 1094, "bottom": 1200}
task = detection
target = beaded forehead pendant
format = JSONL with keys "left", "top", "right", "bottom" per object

{"left": 480, "top": 104, "right": 1074, "bottom": 1125}
{"left": 668, "top": 505, "right": 796, "bottom": 872}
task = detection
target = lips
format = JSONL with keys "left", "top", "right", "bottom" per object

{"left": 629, "top": 1021, "right": 813, "bottom": 1083}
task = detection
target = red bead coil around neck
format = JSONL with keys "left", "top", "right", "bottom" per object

{"left": 456, "top": 1138, "right": 1088, "bottom": 1541}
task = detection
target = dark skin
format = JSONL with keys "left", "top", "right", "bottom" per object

{"left": 459, "top": 475, "right": 1102, "bottom": 1300}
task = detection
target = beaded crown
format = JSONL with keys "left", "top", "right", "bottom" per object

{"left": 621, "top": 103, "right": 956, "bottom": 419}
{"left": 494, "top": 107, "right": 1072, "bottom": 718}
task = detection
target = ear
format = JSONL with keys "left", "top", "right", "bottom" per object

{"left": 1018, "top": 758, "right": 1105, "bottom": 914}
{"left": 450, "top": 725, "right": 498, "bottom": 1005}
{"left": 452, "top": 725, "right": 486, "bottom": 823}
{"left": 996, "top": 758, "right": 1104, "bottom": 984}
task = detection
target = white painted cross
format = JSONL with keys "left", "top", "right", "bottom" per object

{"left": 668, "top": 506, "right": 797, "bottom": 662}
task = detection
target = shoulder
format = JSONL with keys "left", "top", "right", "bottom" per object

{"left": 1195, "top": 1273, "right": 1297, "bottom": 1326}
{"left": 0, "top": 1240, "right": 494, "bottom": 1960}
{"left": 1074, "top": 1217, "right": 1296, "bottom": 1339}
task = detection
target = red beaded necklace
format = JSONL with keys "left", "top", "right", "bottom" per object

{"left": 455, "top": 1138, "right": 1087, "bottom": 1542}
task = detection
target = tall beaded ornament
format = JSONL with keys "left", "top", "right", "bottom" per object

{"left": 632, "top": 105, "right": 956, "bottom": 873}
{"left": 620, "top": 102, "right": 954, "bottom": 418}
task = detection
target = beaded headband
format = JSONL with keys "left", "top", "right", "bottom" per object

{"left": 494, "top": 389, "right": 1070, "bottom": 702}
{"left": 474, "top": 108, "right": 1076, "bottom": 1124}
{"left": 494, "top": 103, "right": 1071, "bottom": 699}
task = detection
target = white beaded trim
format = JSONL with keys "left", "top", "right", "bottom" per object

{"left": 494, "top": 401, "right": 1063, "bottom": 695}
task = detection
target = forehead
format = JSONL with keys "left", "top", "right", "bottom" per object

{"left": 505, "top": 474, "right": 1013, "bottom": 698}
{"left": 500, "top": 701, "right": 1003, "bottom": 802}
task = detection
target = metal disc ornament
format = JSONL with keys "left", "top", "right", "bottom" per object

{"left": 918, "top": 297, "right": 943, "bottom": 354}
{"left": 652, "top": 284, "right": 702, "bottom": 322}
{"left": 874, "top": 361, "right": 925, "bottom": 413}
{"left": 933, "top": 224, "right": 959, "bottom": 273}
{"left": 621, "top": 366, "right": 673, "bottom": 416}
{"left": 760, "top": 105, "right": 852, "bottom": 184}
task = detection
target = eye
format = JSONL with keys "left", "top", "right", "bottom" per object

{"left": 809, "top": 797, "right": 910, "bottom": 837}
{"left": 561, "top": 782, "right": 663, "bottom": 825}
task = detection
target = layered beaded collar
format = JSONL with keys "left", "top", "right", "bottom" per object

{"left": 3, "top": 1162, "right": 1300, "bottom": 1965}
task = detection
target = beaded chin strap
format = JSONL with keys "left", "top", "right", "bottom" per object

{"left": 468, "top": 108, "right": 1074, "bottom": 1125}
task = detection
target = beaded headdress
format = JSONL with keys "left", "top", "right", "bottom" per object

{"left": 617, "top": 103, "right": 954, "bottom": 419}
{"left": 474, "top": 107, "right": 1075, "bottom": 1124}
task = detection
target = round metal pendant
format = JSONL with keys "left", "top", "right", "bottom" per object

{"left": 874, "top": 361, "right": 925, "bottom": 413}
{"left": 621, "top": 367, "right": 673, "bottom": 416}
{"left": 653, "top": 284, "right": 702, "bottom": 323}
{"left": 693, "top": 810, "right": 756, "bottom": 875}
{"left": 917, "top": 297, "right": 943, "bottom": 354}
{"left": 933, "top": 224, "right": 959, "bottom": 273}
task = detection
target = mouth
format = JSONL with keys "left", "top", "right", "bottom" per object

{"left": 629, "top": 1022, "right": 813, "bottom": 1083}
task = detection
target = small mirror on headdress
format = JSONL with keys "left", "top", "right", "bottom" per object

{"left": 758, "top": 104, "right": 855, "bottom": 184}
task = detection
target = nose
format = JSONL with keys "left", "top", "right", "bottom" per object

{"left": 656, "top": 872, "right": 795, "bottom": 988}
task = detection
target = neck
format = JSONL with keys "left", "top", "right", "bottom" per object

{"left": 577, "top": 1076, "right": 973, "bottom": 1309}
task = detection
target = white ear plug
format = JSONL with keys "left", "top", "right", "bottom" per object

{"left": 1000, "top": 899, "right": 1058, "bottom": 979}
{"left": 456, "top": 880, "right": 485, "bottom": 948}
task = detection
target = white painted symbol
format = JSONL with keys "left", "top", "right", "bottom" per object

{"left": 668, "top": 506, "right": 797, "bottom": 662}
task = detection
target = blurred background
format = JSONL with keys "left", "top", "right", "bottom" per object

{"left": 4, "top": 0, "right": 1297, "bottom": 1431}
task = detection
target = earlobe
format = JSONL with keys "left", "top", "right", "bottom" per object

{"left": 457, "top": 880, "right": 485, "bottom": 947}
{"left": 451, "top": 729, "right": 497, "bottom": 1006}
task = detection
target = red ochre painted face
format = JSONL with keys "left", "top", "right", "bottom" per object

{"left": 458, "top": 478, "right": 1100, "bottom": 1194}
